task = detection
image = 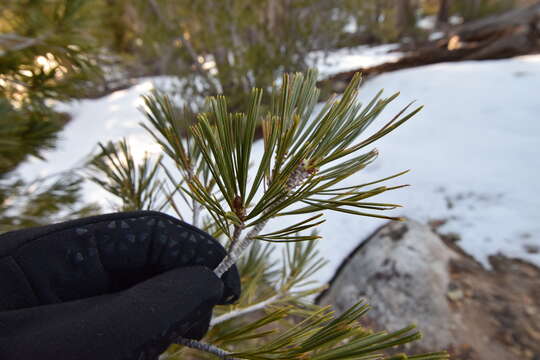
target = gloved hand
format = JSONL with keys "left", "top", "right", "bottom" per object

{"left": 0, "top": 211, "right": 240, "bottom": 360}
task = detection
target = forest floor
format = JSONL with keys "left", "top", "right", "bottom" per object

{"left": 441, "top": 245, "right": 540, "bottom": 359}
{"left": 434, "top": 221, "right": 540, "bottom": 359}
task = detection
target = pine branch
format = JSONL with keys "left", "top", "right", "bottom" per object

{"left": 186, "top": 168, "right": 202, "bottom": 227}
{"left": 214, "top": 219, "right": 267, "bottom": 277}
{"left": 215, "top": 163, "right": 312, "bottom": 276}
{"left": 177, "top": 167, "right": 313, "bottom": 353}
{"left": 0, "top": 34, "right": 47, "bottom": 56}
{"left": 192, "top": 195, "right": 201, "bottom": 227}
{"left": 87, "top": 139, "right": 165, "bottom": 211}
{"left": 227, "top": 224, "right": 243, "bottom": 252}
{"left": 126, "top": 70, "right": 450, "bottom": 359}
{"left": 175, "top": 338, "right": 238, "bottom": 360}
{"left": 210, "top": 294, "right": 281, "bottom": 327}
{"left": 1, "top": 77, "right": 32, "bottom": 89}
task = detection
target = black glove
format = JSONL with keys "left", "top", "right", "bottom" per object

{"left": 0, "top": 211, "right": 240, "bottom": 360}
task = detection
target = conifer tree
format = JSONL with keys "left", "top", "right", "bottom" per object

{"left": 0, "top": 0, "right": 102, "bottom": 232}
{"left": 134, "top": 0, "right": 349, "bottom": 110}
{"left": 89, "top": 69, "right": 449, "bottom": 360}
{"left": 0, "top": 0, "right": 107, "bottom": 174}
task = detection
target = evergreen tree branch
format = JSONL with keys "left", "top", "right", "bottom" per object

{"left": 214, "top": 219, "right": 267, "bottom": 277}
{"left": 215, "top": 163, "right": 312, "bottom": 277}
{"left": 192, "top": 195, "right": 201, "bottom": 227}
{"left": 177, "top": 168, "right": 313, "bottom": 353}
{"left": 127, "top": 70, "right": 449, "bottom": 359}
{"left": 210, "top": 293, "right": 282, "bottom": 327}
{"left": 88, "top": 139, "right": 165, "bottom": 211}
{"left": 175, "top": 338, "right": 238, "bottom": 360}
{"left": 0, "top": 34, "right": 47, "bottom": 57}
{"left": 1, "top": 77, "right": 30, "bottom": 88}
{"left": 186, "top": 168, "right": 202, "bottom": 227}
{"left": 231, "top": 225, "right": 243, "bottom": 250}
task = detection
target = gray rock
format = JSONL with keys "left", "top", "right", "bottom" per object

{"left": 317, "top": 219, "right": 540, "bottom": 359}
{"left": 317, "top": 219, "right": 458, "bottom": 350}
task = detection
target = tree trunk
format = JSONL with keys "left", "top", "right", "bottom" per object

{"left": 396, "top": 0, "right": 415, "bottom": 38}
{"left": 436, "top": 0, "right": 451, "bottom": 28}
{"left": 462, "top": 0, "right": 482, "bottom": 21}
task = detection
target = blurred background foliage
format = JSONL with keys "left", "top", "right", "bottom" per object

{"left": 0, "top": 0, "right": 535, "bottom": 231}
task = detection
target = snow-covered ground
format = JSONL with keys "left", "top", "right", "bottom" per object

{"left": 307, "top": 44, "right": 402, "bottom": 79}
{"left": 313, "top": 55, "right": 540, "bottom": 280}
{"left": 18, "top": 50, "right": 540, "bottom": 284}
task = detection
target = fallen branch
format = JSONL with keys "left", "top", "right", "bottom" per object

{"left": 319, "top": 4, "right": 540, "bottom": 93}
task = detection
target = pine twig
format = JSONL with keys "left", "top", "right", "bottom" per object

{"left": 210, "top": 293, "right": 281, "bottom": 327}
{"left": 215, "top": 165, "right": 311, "bottom": 277}
{"left": 0, "top": 33, "right": 47, "bottom": 56}
{"left": 192, "top": 194, "right": 201, "bottom": 228}
{"left": 186, "top": 168, "right": 201, "bottom": 228}
{"left": 1, "top": 77, "right": 30, "bottom": 88}
{"left": 177, "top": 168, "right": 311, "bottom": 354}
{"left": 227, "top": 224, "right": 243, "bottom": 252}
{"left": 176, "top": 293, "right": 284, "bottom": 359}
{"left": 214, "top": 220, "right": 266, "bottom": 277}
{"left": 175, "top": 338, "right": 238, "bottom": 359}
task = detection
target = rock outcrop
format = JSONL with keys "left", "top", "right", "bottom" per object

{"left": 317, "top": 219, "right": 540, "bottom": 360}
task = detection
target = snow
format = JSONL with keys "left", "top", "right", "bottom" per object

{"left": 417, "top": 15, "right": 463, "bottom": 29}
{"left": 418, "top": 16, "right": 436, "bottom": 30}
{"left": 18, "top": 79, "right": 162, "bottom": 207}
{"left": 449, "top": 15, "right": 464, "bottom": 25}
{"left": 17, "top": 51, "right": 540, "bottom": 284}
{"left": 306, "top": 55, "right": 540, "bottom": 281}
{"left": 429, "top": 31, "right": 445, "bottom": 41}
{"left": 307, "top": 44, "right": 402, "bottom": 79}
